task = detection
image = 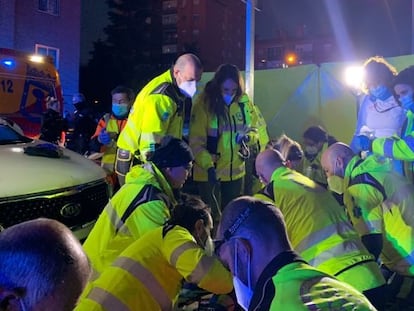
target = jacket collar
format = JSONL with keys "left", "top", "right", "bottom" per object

{"left": 249, "top": 251, "right": 305, "bottom": 311}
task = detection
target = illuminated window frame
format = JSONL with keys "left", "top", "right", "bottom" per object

{"left": 38, "top": 0, "right": 60, "bottom": 16}
{"left": 35, "top": 44, "right": 60, "bottom": 69}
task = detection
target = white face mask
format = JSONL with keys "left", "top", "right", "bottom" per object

{"left": 305, "top": 145, "right": 318, "bottom": 156}
{"left": 233, "top": 241, "right": 253, "bottom": 310}
{"left": 327, "top": 175, "right": 344, "bottom": 194}
{"left": 223, "top": 94, "right": 234, "bottom": 106}
{"left": 204, "top": 236, "right": 214, "bottom": 256}
{"left": 327, "top": 163, "right": 344, "bottom": 194}
{"left": 179, "top": 80, "right": 197, "bottom": 98}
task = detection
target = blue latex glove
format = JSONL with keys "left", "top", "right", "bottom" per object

{"left": 98, "top": 129, "right": 111, "bottom": 145}
{"left": 207, "top": 167, "right": 218, "bottom": 184}
{"left": 355, "top": 135, "right": 372, "bottom": 151}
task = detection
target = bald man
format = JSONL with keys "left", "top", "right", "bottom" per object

{"left": 116, "top": 53, "right": 203, "bottom": 184}
{"left": 215, "top": 196, "right": 376, "bottom": 311}
{"left": 254, "top": 149, "right": 387, "bottom": 309}
{"left": 0, "top": 218, "right": 90, "bottom": 311}
{"left": 321, "top": 142, "right": 414, "bottom": 277}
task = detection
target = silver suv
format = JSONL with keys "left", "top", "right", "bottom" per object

{"left": 0, "top": 118, "right": 109, "bottom": 240}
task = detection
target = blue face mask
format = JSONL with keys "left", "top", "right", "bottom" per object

{"left": 112, "top": 103, "right": 129, "bottom": 118}
{"left": 369, "top": 85, "right": 392, "bottom": 101}
{"left": 399, "top": 94, "right": 414, "bottom": 111}
{"left": 223, "top": 94, "right": 234, "bottom": 106}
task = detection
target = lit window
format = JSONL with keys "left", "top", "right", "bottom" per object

{"left": 162, "top": 14, "right": 178, "bottom": 25}
{"left": 35, "top": 44, "right": 60, "bottom": 69}
{"left": 162, "top": 44, "right": 178, "bottom": 54}
{"left": 38, "top": 0, "right": 60, "bottom": 16}
{"left": 162, "top": 0, "right": 177, "bottom": 10}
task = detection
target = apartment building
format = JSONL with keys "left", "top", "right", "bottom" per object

{"left": 0, "top": 0, "right": 81, "bottom": 105}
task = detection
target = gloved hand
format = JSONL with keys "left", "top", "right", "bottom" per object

{"left": 236, "top": 132, "right": 249, "bottom": 144}
{"left": 98, "top": 129, "right": 112, "bottom": 145}
{"left": 236, "top": 127, "right": 258, "bottom": 145}
{"left": 354, "top": 135, "right": 372, "bottom": 151}
{"left": 207, "top": 167, "right": 218, "bottom": 184}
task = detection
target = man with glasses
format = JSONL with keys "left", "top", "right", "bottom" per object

{"left": 215, "top": 196, "right": 377, "bottom": 311}
{"left": 83, "top": 136, "right": 194, "bottom": 277}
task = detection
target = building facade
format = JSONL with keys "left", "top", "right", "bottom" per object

{"left": 255, "top": 29, "right": 338, "bottom": 69}
{"left": 160, "top": 0, "right": 246, "bottom": 71}
{"left": 0, "top": 0, "right": 81, "bottom": 106}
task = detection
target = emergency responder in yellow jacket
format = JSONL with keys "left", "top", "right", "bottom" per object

{"left": 215, "top": 196, "right": 377, "bottom": 311}
{"left": 255, "top": 149, "right": 387, "bottom": 309}
{"left": 115, "top": 53, "right": 202, "bottom": 185}
{"left": 189, "top": 64, "right": 259, "bottom": 223}
{"left": 83, "top": 137, "right": 194, "bottom": 277}
{"left": 322, "top": 143, "right": 414, "bottom": 276}
{"left": 89, "top": 86, "right": 134, "bottom": 194}
{"left": 300, "top": 125, "right": 337, "bottom": 187}
{"left": 355, "top": 65, "right": 414, "bottom": 183}
{"left": 322, "top": 143, "right": 414, "bottom": 308}
{"left": 75, "top": 195, "right": 233, "bottom": 311}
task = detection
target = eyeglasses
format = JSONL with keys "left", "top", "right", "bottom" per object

{"left": 182, "top": 162, "right": 193, "bottom": 171}
{"left": 213, "top": 206, "right": 251, "bottom": 256}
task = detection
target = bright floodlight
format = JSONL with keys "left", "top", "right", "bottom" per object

{"left": 29, "top": 55, "right": 44, "bottom": 63}
{"left": 344, "top": 66, "right": 365, "bottom": 90}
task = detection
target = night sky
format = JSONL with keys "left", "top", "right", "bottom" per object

{"left": 80, "top": 0, "right": 413, "bottom": 64}
{"left": 256, "top": 0, "right": 412, "bottom": 60}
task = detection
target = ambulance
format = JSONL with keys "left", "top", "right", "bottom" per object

{"left": 0, "top": 48, "right": 63, "bottom": 137}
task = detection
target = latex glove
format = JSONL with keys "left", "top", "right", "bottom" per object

{"left": 236, "top": 132, "right": 249, "bottom": 145}
{"left": 207, "top": 167, "right": 218, "bottom": 184}
{"left": 98, "top": 129, "right": 111, "bottom": 145}
{"left": 236, "top": 127, "right": 258, "bottom": 145}
{"left": 354, "top": 135, "right": 372, "bottom": 151}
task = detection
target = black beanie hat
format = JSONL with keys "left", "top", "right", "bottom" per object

{"left": 149, "top": 136, "right": 194, "bottom": 168}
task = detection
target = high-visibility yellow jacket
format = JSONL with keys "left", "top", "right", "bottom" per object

{"left": 250, "top": 103, "right": 269, "bottom": 152}
{"left": 83, "top": 162, "right": 176, "bottom": 275}
{"left": 256, "top": 166, "right": 385, "bottom": 292}
{"left": 249, "top": 251, "right": 376, "bottom": 311}
{"left": 372, "top": 109, "right": 414, "bottom": 182}
{"left": 189, "top": 93, "right": 257, "bottom": 182}
{"left": 117, "top": 69, "right": 189, "bottom": 161}
{"left": 343, "top": 155, "right": 414, "bottom": 276}
{"left": 75, "top": 225, "right": 233, "bottom": 311}
{"left": 91, "top": 113, "right": 128, "bottom": 170}
{"left": 300, "top": 142, "right": 329, "bottom": 187}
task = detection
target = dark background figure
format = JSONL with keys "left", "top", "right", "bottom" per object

{"left": 39, "top": 96, "right": 68, "bottom": 145}
{"left": 66, "top": 93, "right": 97, "bottom": 155}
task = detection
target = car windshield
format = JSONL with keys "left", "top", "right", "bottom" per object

{"left": 0, "top": 124, "right": 32, "bottom": 145}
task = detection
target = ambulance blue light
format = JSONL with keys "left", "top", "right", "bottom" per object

{"left": 1, "top": 59, "right": 15, "bottom": 68}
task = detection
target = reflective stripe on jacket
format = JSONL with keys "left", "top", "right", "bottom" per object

{"left": 76, "top": 226, "right": 233, "bottom": 311}
{"left": 83, "top": 162, "right": 176, "bottom": 275}
{"left": 372, "top": 109, "right": 414, "bottom": 182}
{"left": 117, "top": 70, "right": 188, "bottom": 161}
{"left": 343, "top": 155, "right": 414, "bottom": 276}
{"left": 189, "top": 93, "right": 256, "bottom": 182}
{"left": 92, "top": 114, "right": 128, "bottom": 167}
{"left": 250, "top": 103, "right": 269, "bottom": 152}
{"left": 256, "top": 166, "right": 383, "bottom": 291}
